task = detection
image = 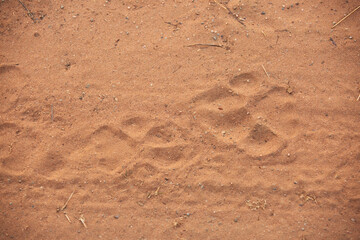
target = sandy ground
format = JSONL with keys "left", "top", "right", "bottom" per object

{"left": 0, "top": 0, "right": 359, "bottom": 239}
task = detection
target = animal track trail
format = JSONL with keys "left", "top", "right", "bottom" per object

{"left": 247, "top": 85, "right": 302, "bottom": 139}
{"left": 0, "top": 64, "right": 25, "bottom": 114}
{"left": 188, "top": 84, "right": 252, "bottom": 149}
{"left": 191, "top": 86, "right": 237, "bottom": 103}
{"left": 228, "top": 71, "right": 298, "bottom": 159}
{"left": 139, "top": 120, "right": 197, "bottom": 168}
{"left": 59, "top": 125, "right": 139, "bottom": 174}
{"left": 229, "top": 72, "right": 268, "bottom": 96}
{"left": 185, "top": 71, "right": 290, "bottom": 160}
{"left": 0, "top": 122, "right": 38, "bottom": 172}
{"left": 242, "top": 123, "right": 286, "bottom": 158}
{"left": 142, "top": 121, "right": 189, "bottom": 145}
{"left": 121, "top": 116, "right": 154, "bottom": 139}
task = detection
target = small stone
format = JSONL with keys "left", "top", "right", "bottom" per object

{"left": 18, "top": 180, "right": 22, "bottom": 183}
{"left": 34, "top": 32, "right": 40, "bottom": 37}
{"left": 212, "top": 36, "right": 217, "bottom": 41}
{"left": 60, "top": 5, "right": 64, "bottom": 9}
{"left": 294, "top": 181, "right": 298, "bottom": 184}
{"left": 114, "top": 215, "right": 119, "bottom": 219}
{"left": 90, "top": 18, "right": 94, "bottom": 22}
{"left": 286, "top": 87, "right": 293, "bottom": 94}
{"left": 234, "top": 218, "right": 238, "bottom": 222}
{"left": 261, "top": 11, "right": 266, "bottom": 15}
{"left": 351, "top": 218, "right": 356, "bottom": 222}
{"left": 301, "top": 228, "right": 305, "bottom": 231}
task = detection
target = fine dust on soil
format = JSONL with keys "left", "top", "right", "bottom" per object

{"left": 0, "top": 0, "right": 359, "bottom": 239}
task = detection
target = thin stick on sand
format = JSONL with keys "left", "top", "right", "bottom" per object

{"left": 17, "top": 0, "right": 36, "bottom": 23}
{"left": 261, "top": 65, "right": 270, "bottom": 78}
{"left": 213, "top": 0, "right": 245, "bottom": 26}
{"left": 61, "top": 190, "right": 75, "bottom": 211}
{"left": 79, "top": 215, "right": 87, "bottom": 228}
{"left": 51, "top": 104, "right": 54, "bottom": 122}
{"left": 332, "top": 5, "right": 360, "bottom": 29}
{"left": 186, "top": 44, "right": 225, "bottom": 49}
{"left": 64, "top": 213, "right": 71, "bottom": 223}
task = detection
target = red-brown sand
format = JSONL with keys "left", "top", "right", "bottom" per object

{"left": 0, "top": 0, "right": 359, "bottom": 239}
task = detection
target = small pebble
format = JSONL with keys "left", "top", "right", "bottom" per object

{"left": 114, "top": 215, "right": 119, "bottom": 219}
{"left": 60, "top": 5, "right": 64, "bottom": 9}
{"left": 234, "top": 218, "right": 238, "bottom": 222}
{"left": 261, "top": 11, "right": 266, "bottom": 15}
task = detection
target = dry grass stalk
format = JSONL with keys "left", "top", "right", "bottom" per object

{"left": 79, "top": 214, "right": 87, "bottom": 228}
{"left": 332, "top": 5, "right": 360, "bottom": 29}
{"left": 261, "top": 65, "right": 270, "bottom": 78}
{"left": 61, "top": 190, "right": 75, "bottom": 211}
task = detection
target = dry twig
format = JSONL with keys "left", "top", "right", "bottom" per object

{"left": 51, "top": 104, "right": 54, "bottom": 122}
{"left": 261, "top": 65, "right": 270, "bottom": 78}
{"left": 213, "top": 0, "right": 245, "bottom": 26}
{"left": 61, "top": 190, "right": 75, "bottom": 211}
{"left": 186, "top": 44, "right": 228, "bottom": 49}
{"left": 17, "top": 0, "right": 36, "bottom": 23}
{"left": 332, "top": 5, "right": 360, "bottom": 29}
{"left": 64, "top": 213, "right": 71, "bottom": 223}
{"left": 147, "top": 186, "right": 161, "bottom": 199}
{"left": 79, "top": 214, "right": 87, "bottom": 228}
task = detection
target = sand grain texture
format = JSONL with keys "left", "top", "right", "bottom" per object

{"left": 0, "top": 0, "right": 359, "bottom": 239}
